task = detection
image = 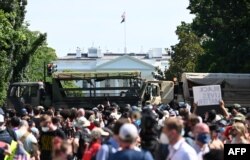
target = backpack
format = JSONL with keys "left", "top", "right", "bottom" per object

{"left": 77, "top": 129, "right": 91, "bottom": 159}
{"left": 6, "top": 128, "right": 17, "bottom": 141}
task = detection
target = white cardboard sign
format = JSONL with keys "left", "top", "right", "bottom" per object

{"left": 193, "top": 85, "right": 222, "bottom": 106}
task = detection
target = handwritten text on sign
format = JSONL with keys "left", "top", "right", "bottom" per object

{"left": 193, "top": 85, "right": 222, "bottom": 106}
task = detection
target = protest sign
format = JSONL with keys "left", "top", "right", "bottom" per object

{"left": 193, "top": 85, "right": 222, "bottom": 106}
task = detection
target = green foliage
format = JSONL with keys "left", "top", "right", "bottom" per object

{"left": 25, "top": 43, "right": 57, "bottom": 81}
{"left": 0, "top": 0, "right": 56, "bottom": 105}
{"left": 188, "top": 0, "right": 250, "bottom": 72}
{"left": 164, "top": 22, "right": 204, "bottom": 80}
{"left": 0, "top": 11, "right": 17, "bottom": 105}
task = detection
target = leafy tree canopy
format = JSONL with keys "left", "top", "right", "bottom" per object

{"left": 0, "top": 0, "right": 57, "bottom": 105}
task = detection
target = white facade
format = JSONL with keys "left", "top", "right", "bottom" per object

{"left": 55, "top": 48, "right": 171, "bottom": 80}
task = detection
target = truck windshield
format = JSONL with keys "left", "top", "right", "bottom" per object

{"left": 9, "top": 85, "right": 39, "bottom": 98}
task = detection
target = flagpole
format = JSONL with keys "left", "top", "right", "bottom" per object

{"left": 124, "top": 18, "right": 127, "bottom": 54}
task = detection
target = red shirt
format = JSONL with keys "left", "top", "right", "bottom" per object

{"left": 82, "top": 141, "right": 101, "bottom": 160}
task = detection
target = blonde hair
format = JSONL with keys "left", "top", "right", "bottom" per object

{"left": 232, "top": 122, "right": 247, "bottom": 138}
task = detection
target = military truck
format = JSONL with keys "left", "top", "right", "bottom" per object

{"left": 177, "top": 73, "right": 250, "bottom": 114}
{"left": 180, "top": 73, "right": 250, "bottom": 106}
{"left": 7, "top": 71, "right": 174, "bottom": 111}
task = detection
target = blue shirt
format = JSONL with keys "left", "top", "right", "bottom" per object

{"left": 96, "top": 137, "right": 119, "bottom": 160}
{"left": 109, "top": 149, "right": 154, "bottom": 160}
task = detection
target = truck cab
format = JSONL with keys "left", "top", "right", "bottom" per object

{"left": 7, "top": 82, "right": 46, "bottom": 111}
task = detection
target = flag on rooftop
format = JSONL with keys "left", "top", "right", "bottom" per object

{"left": 121, "top": 12, "right": 125, "bottom": 23}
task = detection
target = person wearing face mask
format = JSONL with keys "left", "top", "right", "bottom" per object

{"left": 163, "top": 117, "right": 198, "bottom": 160}
{"left": 39, "top": 114, "right": 66, "bottom": 160}
{"left": 194, "top": 123, "right": 211, "bottom": 160}
{"left": 0, "top": 114, "right": 17, "bottom": 159}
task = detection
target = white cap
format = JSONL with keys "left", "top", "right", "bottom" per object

{"left": 119, "top": 123, "right": 138, "bottom": 141}
{"left": 0, "top": 114, "right": 4, "bottom": 123}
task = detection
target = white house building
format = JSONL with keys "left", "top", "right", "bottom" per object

{"left": 55, "top": 47, "right": 171, "bottom": 80}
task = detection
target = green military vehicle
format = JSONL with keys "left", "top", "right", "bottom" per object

{"left": 7, "top": 71, "right": 174, "bottom": 110}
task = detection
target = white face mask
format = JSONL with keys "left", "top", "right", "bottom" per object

{"left": 42, "top": 127, "right": 49, "bottom": 132}
{"left": 159, "top": 133, "right": 169, "bottom": 144}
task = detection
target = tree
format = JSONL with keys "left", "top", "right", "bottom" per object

{"left": 0, "top": 11, "right": 14, "bottom": 105}
{"left": 0, "top": 0, "right": 48, "bottom": 105}
{"left": 164, "top": 22, "right": 204, "bottom": 80}
{"left": 25, "top": 38, "right": 57, "bottom": 82}
{"left": 0, "top": 0, "right": 46, "bottom": 82}
{"left": 188, "top": 0, "right": 250, "bottom": 72}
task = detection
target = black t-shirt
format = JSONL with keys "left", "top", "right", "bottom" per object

{"left": 32, "top": 117, "right": 41, "bottom": 128}
{"left": 74, "top": 128, "right": 91, "bottom": 159}
{"left": 39, "top": 129, "right": 66, "bottom": 160}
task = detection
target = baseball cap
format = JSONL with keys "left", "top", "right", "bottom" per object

{"left": 0, "top": 114, "right": 4, "bottom": 123}
{"left": 217, "top": 119, "right": 228, "bottom": 126}
{"left": 21, "top": 108, "right": 28, "bottom": 116}
{"left": 119, "top": 123, "right": 138, "bottom": 142}
{"left": 233, "top": 114, "right": 245, "bottom": 122}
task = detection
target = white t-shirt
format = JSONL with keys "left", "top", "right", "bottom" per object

{"left": 15, "top": 129, "right": 38, "bottom": 153}
{"left": 167, "top": 138, "right": 198, "bottom": 160}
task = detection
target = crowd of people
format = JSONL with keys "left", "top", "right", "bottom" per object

{"left": 0, "top": 100, "right": 249, "bottom": 160}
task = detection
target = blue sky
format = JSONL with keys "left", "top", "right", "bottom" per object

{"left": 26, "top": 0, "right": 194, "bottom": 57}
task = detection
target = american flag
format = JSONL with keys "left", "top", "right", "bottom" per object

{"left": 121, "top": 12, "right": 126, "bottom": 23}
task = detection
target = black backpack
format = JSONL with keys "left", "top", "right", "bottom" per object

{"left": 77, "top": 129, "right": 91, "bottom": 159}
{"left": 6, "top": 127, "right": 17, "bottom": 141}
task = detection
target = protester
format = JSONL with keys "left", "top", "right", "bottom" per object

{"left": 52, "top": 137, "right": 73, "bottom": 160}
{"left": 15, "top": 120, "right": 39, "bottom": 159}
{"left": 96, "top": 118, "right": 130, "bottom": 160}
{"left": 194, "top": 123, "right": 211, "bottom": 160}
{"left": 163, "top": 117, "right": 198, "bottom": 160}
{"left": 230, "top": 122, "right": 249, "bottom": 144}
{"left": 140, "top": 107, "right": 159, "bottom": 158}
{"left": 73, "top": 116, "right": 91, "bottom": 160}
{"left": 0, "top": 114, "right": 16, "bottom": 159}
{"left": 109, "top": 123, "right": 153, "bottom": 160}
{"left": 82, "top": 127, "right": 108, "bottom": 160}
{"left": 32, "top": 106, "right": 42, "bottom": 128}
{"left": 39, "top": 115, "right": 66, "bottom": 160}
{"left": 208, "top": 124, "right": 224, "bottom": 149}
